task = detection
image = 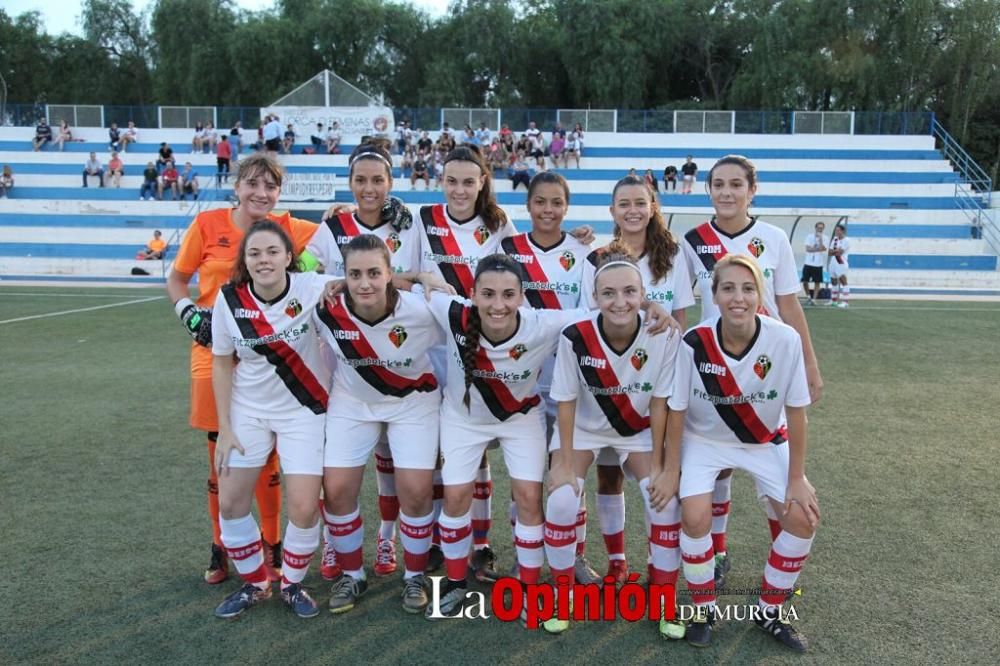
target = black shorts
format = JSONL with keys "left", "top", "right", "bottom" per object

{"left": 531, "top": 149, "right": 544, "bottom": 158}
{"left": 801, "top": 265, "right": 823, "bottom": 283}
{"left": 265, "top": 138, "right": 281, "bottom": 151}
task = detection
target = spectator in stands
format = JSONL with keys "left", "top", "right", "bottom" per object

{"left": 229, "top": 120, "right": 244, "bottom": 155}
{"left": 440, "top": 121, "right": 453, "bottom": 138}
{"left": 529, "top": 130, "right": 546, "bottom": 171}
{"left": 192, "top": 122, "right": 208, "bottom": 153}
{"left": 548, "top": 131, "right": 565, "bottom": 169}
{"left": 138, "top": 230, "right": 167, "bottom": 260}
{"left": 109, "top": 122, "right": 121, "bottom": 152}
{"left": 644, "top": 168, "right": 659, "bottom": 194}
{"left": 438, "top": 127, "right": 456, "bottom": 153}
{"left": 204, "top": 122, "right": 218, "bottom": 152}
{"left": 563, "top": 128, "right": 580, "bottom": 168}
{"left": 157, "top": 142, "right": 175, "bottom": 173}
{"left": 461, "top": 125, "right": 479, "bottom": 147}
{"left": 417, "top": 130, "right": 433, "bottom": 154}
{"left": 180, "top": 162, "right": 200, "bottom": 201}
{"left": 662, "top": 164, "right": 678, "bottom": 192}
{"left": 515, "top": 132, "right": 531, "bottom": 156}
{"left": 0, "top": 165, "right": 13, "bottom": 198}
{"left": 159, "top": 160, "right": 181, "bottom": 200}
{"left": 108, "top": 151, "right": 125, "bottom": 188}
{"left": 509, "top": 151, "right": 532, "bottom": 190}
{"left": 140, "top": 161, "right": 158, "bottom": 200}
{"left": 410, "top": 152, "right": 430, "bottom": 190}
{"left": 680, "top": 155, "right": 698, "bottom": 194}
{"left": 310, "top": 122, "right": 325, "bottom": 150}
{"left": 628, "top": 167, "right": 637, "bottom": 177}
{"left": 486, "top": 138, "right": 507, "bottom": 174}
{"left": 801, "top": 221, "right": 827, "bottom": 305}
{"left": 263, "top": 114, "right": 282, "bottom": 152}
{"left": 572, "top": 123, "right": 585, "bottom": 154}
{"left": 433, "top": 148, "right": 446, "bottom": 189}
{"left": 475, "top": 122, "right": 491, "bottom": 146}
{"left": 396, "top": 120, "right": 413, "bottom": 154}
{"left": 401, "top": 144, "right": 415, "bottom": 174}
{"left": 553, "top": 122, "right": 567, "bottom": 139}
{"left": 282, "top": 123, "right": 296, "bottom": 154}
{"left": 216, "top": 134, "right": 232, "bottom": 184}
{"left": 53, "top": 119, "right": 73, "bottom": 152}
{"left": 120, "top": 121, "right": 138, "bottom": 153}
{"left": 499, "top": 128, "right": 514, "bottom": 156}
{"left": 326, "top": 121, "right": 342, "bottom": 154}
{"left": 32, "top": 118, "right": 53, "bottom": 151}
{"left": 82, "top": 152, "right": 105, "bottom": 188}
{"left": 499, "top": 123, "right": 513, "bottom": 142}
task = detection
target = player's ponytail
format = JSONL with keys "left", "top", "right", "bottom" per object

{"left": 611, "top": 175, "right": 678, "bottom": 283}
{"left": 230, "top": 220, "right": 299, "bottom": 285}
{"left": 341, "top": 233, "right": 399, "bottom": 313}
{"left": 445, "top": 145, "right": 508, "bottom": 233}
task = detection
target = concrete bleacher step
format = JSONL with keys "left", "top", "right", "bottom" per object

{"left": 851, "top": 268, "right": 1000, "bottom": 293}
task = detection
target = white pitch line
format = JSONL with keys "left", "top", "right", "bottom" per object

{"left": 809, "top": 306, "right": 1000, "bottom": 312}
{"left": 0, "top": 296, "right": 163, "bottom": 324}
{"left": 0, "top": 292, "right": 158, "bottom": 299}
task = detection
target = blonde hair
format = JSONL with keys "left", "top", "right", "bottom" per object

{"left": 711, "top": 254, "right": 765, "bottom": 297}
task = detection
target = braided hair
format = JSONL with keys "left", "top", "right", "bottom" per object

{"left": 462, "top": 253, "right": 526, "bottom": 409}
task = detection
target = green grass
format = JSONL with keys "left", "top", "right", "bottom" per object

{"left": 3, "top": 288, "right": 999, "bottom": 664}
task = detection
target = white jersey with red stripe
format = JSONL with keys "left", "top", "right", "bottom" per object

{"left": 500, "top": 232, "right": 589, "bottom": 310}
{"left": 580, "top": 245, "right": 695, "bottom": 313}
{"left": 682, "top": 218, "right": 799, "bottom": 322}
{"left": 668, "top": 315, "right": 810, "bottom": 448}
{"left": 306, "top": 212, "right": 424, "bottom": 277}
{"left": 829, "top": 236, "right": 851, "bottom": 268}
{"left": 426, "top": 291, "right": 584, "bottom": 425}
{"left": 211, "top": 272, "right": 334, "bottom": 418}
{"left": 314, "top": 290, "right": 444, "bottom": 404}
{"left": 417, "top": 204, "right": 516, "bottom": 298}
{"left": 550, "top": 311, "right": 678, "bottom": 438}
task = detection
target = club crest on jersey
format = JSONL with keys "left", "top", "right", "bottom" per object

{"left": 509, "top": 343, "right": 528, "bottom": 360}
{"left": 217, "top": 235, "right": 231, "bottom": 248}
{"left": 388, "top": 325, "right": 408, "bottom": 348}
{"left": 753, "top": 354, "right": 772, "bottom": 379}
{"left": 474, "top": 225, "right": 490, "bottom": 245}
{"left": 559, "top": 251, "right": 576, "bottom": 271}
{"left": 285, "top": 299, "right": 302, "bottom": 318}
{"left": 385, "top": 233, "right": 402, "bottom": 253}
{"left": 631, "top": 348, "right": 648, "bottom": 370}
{"left": 748, "top": 237, "right": 765, "bottom": 258}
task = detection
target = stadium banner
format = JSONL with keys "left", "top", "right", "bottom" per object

{"left": 260, "top": 106, "right": 394, "bottom": 139}
{"left": 279, "top": 172, "right": 337, "bottom": 201}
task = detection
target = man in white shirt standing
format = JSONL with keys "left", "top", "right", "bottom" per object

{"left": 263, "top": 114, "right": 282, "bottom": 153}
{"left": 801, "top": 221, "right": 827, "bottom": 305}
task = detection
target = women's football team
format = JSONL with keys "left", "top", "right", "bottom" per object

{"left": 169, "top": 145, "right": 821, "bottom": 652}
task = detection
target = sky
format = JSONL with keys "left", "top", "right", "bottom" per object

{"left": 1, "top": 0, "right": 450, "bottom": 35}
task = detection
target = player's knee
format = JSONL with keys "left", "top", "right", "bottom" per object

{"left": 681, "top": 502, "right": 712, "bottom": 537}
{"left": 596, "top": 464, "right": 625, "bottom": 493}
{"left": 782, "top": 502, "right": 818, "bottom": 538}
{"left": 512, "top": 485, "right": 542, "bottom": 522}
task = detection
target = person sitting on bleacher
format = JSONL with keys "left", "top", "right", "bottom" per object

{"left": 108, "top": 152, "right": 125, "bottom": 188}
{"left": 310, "top": 122, "right": 326, "bottom": 150}
{"left": 0, "top": 165, "right": 13, "bottom": 198}
{"left": 157, "top": 142, "right": 175, "bottom": 173}
{"left": 53, "top": 120, "right": 73, "bottom": 152}
{"left": 140, "top": 161, "right": 158, "bottom": 200}
{"left": 229, "top": 121, "right": 244, "bottom": 155}
{"left": 326, "top": 121, "right": 342, "bottom": 154}
{"left": 109, "top": 122, "right": 122, "bottom": 152}
{"left": 82, "top": 152, "right": 105, "bottom": 188}
{"left": 120, "top": 121, "right": 138, "bottom": 153}
{"left": 32, "top": 119, "right": 53, "bottom": 151}
{"left": 282, "top": 123, "right": 296, "bottom": 154}
{"left": 138, "top": 230, "right": 167, "bottom": 260}
{"left": 180, "top": 162, "right": 200, "bottom": 201}
{"left": 159, "top": 160, "right": 181, "bottom": 200}
{"left": 204, "top": 122, "right": 218, "bottom": 153}
{"left": 192, "top": 123, "right": 208, "bottom": 153}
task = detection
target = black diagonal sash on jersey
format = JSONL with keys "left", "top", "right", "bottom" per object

{"left": 322, "top": 212, "right": 362, "bottom": 251}
{"left": 684, "top": 327, "right": 787, "bottom": 445}
{"left": 563, "top": 320, "right": 649, "bottom": 437}
{"left": 447, "top": 301, "right": 540, "bottom": 421}
{"left": 502, "top": 235, "right": 562, "bottom": 310}
{"left": 421, "top": 205, "right": 475, "bottom": 297}
{"left": 684, "top": 222, "right": 729, "bottom": 273}
{"left": 222, "top": 284, "right": 328, "bottom": 414}
{"left": 316, "top": 300, "right": 437, "bottom": 397}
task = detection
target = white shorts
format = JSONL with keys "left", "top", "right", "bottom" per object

{"left": 228, "top": 403, "right": 325, "bottom": 475}
{"left": 440, "top": 402, "right": 546, "bottom": 484}
{"left": 679, "top": 439, "right": 789, "bottom": 502}
{"left": 828, "top": 262, "right": 849, "bottom": 279}
{"left": 546, "top": 427, "right": 627, "bottom": 467}
{"left": 324, "top": 392, "right": 439, "bottom": 469}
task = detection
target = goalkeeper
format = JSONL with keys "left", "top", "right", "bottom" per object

{"left": 166, "top": 152, "right": 331, "bottom": 586}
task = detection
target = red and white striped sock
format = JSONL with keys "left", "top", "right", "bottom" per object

{"left": 831, "top": 284, "right": 841, "bottom": 303}
{"left": 596, "top": 492, "right": 626, "bottom": 561}
{"left": 375, "top": 443, "right": 399, "bottom": 542}
{"left": 471, "top": 465, "right": 492, "bottom": 549}
{"left": 680, "top": 532, "right": 716, "bottom": 609}
{"left": 711, "top": 475, "right": 732, "bottom": 555}
{"left": 575, "top": 492, "right": 588, "bottom": 556}
{"left": 439, "top": 511, "right": 472, "bottom": 581}
{"left": 544, "top": 483, "right": 580, "bottom": 587}
{"left": 841, "top": 285, "right": 850, "bottom": 304}
{"left": 398, "top": 510, "right": 434, "bottom": 579}
{"left": 326, "top": 506, "right": 364, "bottom": 579}
{"left": 514, "top": 520, "right": 544, "bottom": 584}
{"left": 641, "top": 480, "right": 680, "bottom": 586}
{"left": 280, "top": 519, "right": 320, "bottom": 588}
{"left": 759, "top": 531, "right": 813, "bottom": 609}
{"left": 762, "top": 498, "right": 782, "bottom": 542}
{"left": 220, "top": 514, "right": 268, "bottom": 590}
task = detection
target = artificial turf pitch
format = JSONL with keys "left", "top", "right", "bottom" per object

{"left": 3, "top": 286, "right": 998, "bottom": 664}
